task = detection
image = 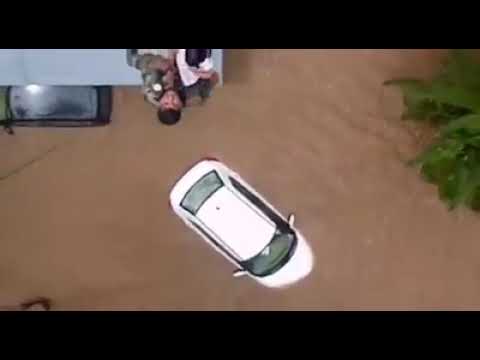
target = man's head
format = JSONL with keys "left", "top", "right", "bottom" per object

{"left": 157, "top": 89, "right": 184, "bottom": 125}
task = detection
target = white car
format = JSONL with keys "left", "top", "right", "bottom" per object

{"left": 169, "top": 158, "right": 314, "bottom": 288}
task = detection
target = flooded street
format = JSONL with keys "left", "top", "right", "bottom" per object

{"left": 2, "top": 49, "right": 480, "bottom": 309}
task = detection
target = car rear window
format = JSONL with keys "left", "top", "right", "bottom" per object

{"left": 181, "top": 171, "right": 224, "bottom": 215}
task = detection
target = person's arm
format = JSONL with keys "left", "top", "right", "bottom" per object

{"left": 142, "top": 86, "right": 162, "bottom": 108}
{"left": 133, "top": 54, "right": 152, "bottom": 71}
{"left": 168, "top": 49, "right": 178, "bottom": 59}
{"left": 161, "top": 70, "right": 176, "bottom": 90}
{"left": 166, "top": 49, "right": 178, "bottom": 67}
{"left": 209, "top": 71, "right": 219, "bottom": 86}
{"left": 193, "top": 69, "right": 219, "bottom": 83}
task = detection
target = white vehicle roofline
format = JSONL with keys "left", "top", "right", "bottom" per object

{"left": 169, "top": 158, "right": 315, "bottom": 289}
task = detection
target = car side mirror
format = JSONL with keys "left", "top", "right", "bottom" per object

{"left": 233, "top": 269, "right": 247, "bottom": 278}
{"left": 288, "top": 213, "right": 295, "bottom": 227}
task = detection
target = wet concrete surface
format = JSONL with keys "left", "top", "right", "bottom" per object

{"left": 2, "top": 49, "right": 480, "bottom": 310}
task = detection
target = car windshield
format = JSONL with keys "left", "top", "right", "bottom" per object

{"left": 181, "top": 171, "right": 224, "bottom": 215}
{"left": 241, "top": 230, "right": 297, "bottom": 277}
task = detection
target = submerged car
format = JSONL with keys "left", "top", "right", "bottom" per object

{"left": 170, "top": 158, "right": 314, "bottom": 288}
{"left": 0, "top": 85, "right": 112, "bottom": 132}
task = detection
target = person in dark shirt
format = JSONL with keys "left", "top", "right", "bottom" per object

{"left": 175, "top": 49, "right": 219, "bottom": 106}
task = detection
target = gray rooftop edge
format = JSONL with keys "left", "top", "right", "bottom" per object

{"left": 0, "top": 49, "right": 223, "bottom": 86}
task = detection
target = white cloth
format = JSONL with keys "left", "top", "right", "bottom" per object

{"left": 176, "top": 49, "right": 213, "bottom": 87}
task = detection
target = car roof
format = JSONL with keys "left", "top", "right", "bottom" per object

{"left": 196, "top": 186, "right": 276, "bottom": 261}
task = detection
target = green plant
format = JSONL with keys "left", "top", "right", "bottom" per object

{"left": 385, "top": 50, "right": 480, "bottom": 210}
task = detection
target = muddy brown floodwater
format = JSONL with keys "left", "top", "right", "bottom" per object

{"left": 2, "top": 49, "right": 480, "bottom": 310}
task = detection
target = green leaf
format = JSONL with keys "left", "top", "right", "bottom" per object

{"left": 385, "top": 78, "right": 480, "bottom": 122}
{"left": 441, "top": 50, "right": 480, "bottom": 91}
{"left": 469, "top": 186, "right": 480, "bottom": 210}
{"left": 437, "top": 161, "right": 472, "bottom": 209}
{"left": 386, "top": 50, "right": 480, "bottom": 211}
{"left": 428, "top": 84, "right": 480, "bottom": 113}
{"left": 458, "top": 162, "right": 480, "bottom": 208}
{"left": 465, "top": 135, "right": 480, "bottom": 148}
{"left": 442, "top": 114, "right": 480, "bottom": 136}
{"left": 415, "top": 139, "right": 464, "bottom": 165}
{"left": 384, "top": 79, "right": 429, "bottom": 103}
{"left": 416, "top": 140, "right": 464, "bottom": 185}
{"left": 421, "top": 158, "right": 456, "bottom": 184}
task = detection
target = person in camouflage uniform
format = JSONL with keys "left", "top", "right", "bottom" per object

{"left": 131, "top": 50, "right": 176, "bottom": 106}
{"left": 129, "top": 49, "right": 185, "bottom": 125}
{"left": 128, "top": 49, "right": 219, "bottom": 125}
